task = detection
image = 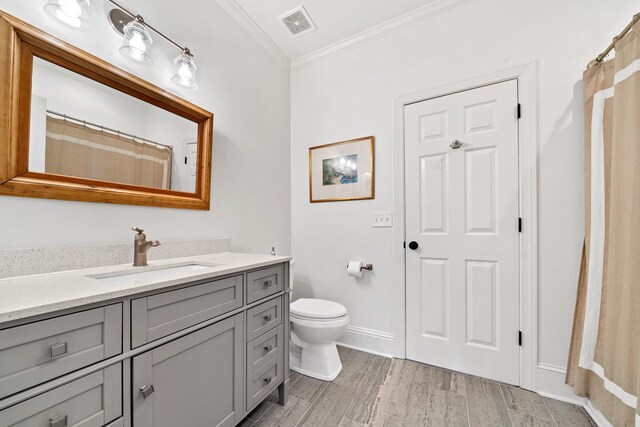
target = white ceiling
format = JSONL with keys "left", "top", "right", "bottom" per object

{"left": 230, "top": 0, "right": 441, "bottom": 59}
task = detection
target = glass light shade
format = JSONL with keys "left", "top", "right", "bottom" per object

{"left": 119, "top": 19, "right": 153, "bottom": 65}
{"left": 44, "top": 0, "right": 90, "bottom": 30}
{"left": 171, "top": 51, "right": 198, "bottom": 90}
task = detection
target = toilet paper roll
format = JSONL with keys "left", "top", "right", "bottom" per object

{"left": 347, "top": 261, "right": 364, "bottom": 278}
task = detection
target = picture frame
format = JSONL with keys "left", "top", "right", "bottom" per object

{"left": 308, "top": 136, "right": 375, "bottom": 203}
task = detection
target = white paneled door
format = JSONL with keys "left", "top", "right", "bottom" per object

{"left": 404, "top": 80, "right": 520, "bottom": 385}
{"left": 185, "top": 141, "right": 198, "bottom": 193}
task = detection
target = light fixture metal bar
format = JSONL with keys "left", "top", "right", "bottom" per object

{"left": 46, "top": 110, "right": 174, "bottom": 150}
{"left": 106, "top": 0, "right": 191, "bottom": 55}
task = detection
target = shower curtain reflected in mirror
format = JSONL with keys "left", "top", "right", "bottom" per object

{"left": 45, "top": 116, "right": 173, "bottom": 189}
{"left": 567, "top": 21, "right": 640, "bottom": 427}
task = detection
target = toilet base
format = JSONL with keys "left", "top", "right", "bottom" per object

{"left": 290, "top": 341, "right": 343, "bottom": 381}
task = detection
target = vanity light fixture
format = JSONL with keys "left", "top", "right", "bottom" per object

{"left": 106, "top": 0, "right": 198, "bottom": 89}
{"left": 44, "top": 0, "right": 90, "bottom": 30}
{"left": 119, "top": 15, "right": 153, "bottom": 65}
{"left": 171, "top": 48, "right": 198, "bottom": 90}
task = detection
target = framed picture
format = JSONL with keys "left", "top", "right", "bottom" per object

{"left": 309, "top": 136, "right": 375, "bottom": 203}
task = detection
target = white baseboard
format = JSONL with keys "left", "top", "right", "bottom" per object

{"left": 336, "top": 325, "right": 395, "bottom": 358}
{"left": 583, "top": 399, "right": 613, "bottom": 427}
{"left": 536, "top": 363, "right": 586, "bottom": 405}
{"left": 535, "top": 364, "right": 615, "bottom": 426}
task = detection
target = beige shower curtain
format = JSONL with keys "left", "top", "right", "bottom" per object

{"left": 45, "top": 116, "right": 173, "bottom": 189}
{"left": 566, "top": 22, "right": 640, "bottom": 427}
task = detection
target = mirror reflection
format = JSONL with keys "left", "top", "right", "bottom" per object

{"left": 28, "top": 57, "right": 198, "bottom": 192}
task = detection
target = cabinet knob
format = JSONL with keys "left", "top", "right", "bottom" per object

{"left": 263, "top": 315, "right": 273, "bottom": 324}
{"left": 408, "top": 241, "right": 419, "bottom": 250}
{"left": 49, "top": 342, "right": 68, "bottom": 360}
{"left": 263, "top": 376, "right": 272, "bottom": 384}
{"left": 140, "top": 384, "right": 155, "bottom": 399}
{"left": 49, "top": 414, "right": 67, "bottom": 427}
{"left": 263, "top": 280, "right": 274, "bottom": 288}
{"left": 263, "top": 345, "right": 273, "bottom": 354}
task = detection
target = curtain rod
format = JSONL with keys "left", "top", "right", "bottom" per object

{"left": 46, "top": 110, "right": 173, "bottom": 151}
{"left": 588, "top": 12, "right": 640, "bottom": 68}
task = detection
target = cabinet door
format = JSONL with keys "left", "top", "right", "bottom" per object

{"left": 131, "top": 275, "right": 243, "bottom": 348}
{"left": 0, "top": 363, "right": 121, "bottom": 427}
{"left": 133, "top": 314, "right": 244, "bottom": 427}
{"left": 246, "top": 264, "right": 283, "bottom": 303}
{"left": 0, "top": 304, "right": 122, "bottom": 399}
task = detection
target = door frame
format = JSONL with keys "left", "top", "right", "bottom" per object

{"left": 391, "top": 63, "right": 538, "bottom": 391}
{"left": 183, "top": 139, "right": 198, "bottom": 192}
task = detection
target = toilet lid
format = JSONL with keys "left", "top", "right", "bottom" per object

{"left": 290, "top": 298, "right": 348, "bottom": 319}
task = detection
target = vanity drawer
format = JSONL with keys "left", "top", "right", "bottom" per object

{"left": 247, "top": 352, "right": 282, "bottom": 411}
{"left": 246, "top": 264, "right": 283, "bottom": 304}
{"left": 246, "top": 297, "right": 282, "bottom": 341}
{"left": 0, "top": 304, "right": 122, "bottom": 400}
{"left": 0, "top": 363, "right": 122, "bottom": 427}
{"left": 247, "top": 324, "right": 283, "bottom": 377}
{"left": 131, "top": 275, "right": 243, "bottom": 348}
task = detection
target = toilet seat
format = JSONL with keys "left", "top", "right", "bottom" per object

{"left": 290, "top": 298, "right": 348, "bottom": 320}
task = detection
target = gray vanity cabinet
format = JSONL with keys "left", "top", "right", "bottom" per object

{"left": 132, "top": 313, "right": 244, "bottom": 427}
{"left": 0, "top": 260, "right": 289, "bottom": 427}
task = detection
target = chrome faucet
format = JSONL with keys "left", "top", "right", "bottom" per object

{"left": 131, "top": 227, "right": 160, "bottom": 267}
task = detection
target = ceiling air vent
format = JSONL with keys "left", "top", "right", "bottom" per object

{"left": 278, "top": 6, "right": 316, "bottom": 37}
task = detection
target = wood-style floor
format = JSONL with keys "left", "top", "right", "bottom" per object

{"left": 240, "top": 346, "right": 596, "bottom": 427}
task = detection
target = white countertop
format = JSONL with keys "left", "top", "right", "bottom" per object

{"left": 0, "top": 252, "right": 291, "bottom": 324}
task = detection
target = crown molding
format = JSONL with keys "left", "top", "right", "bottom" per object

{"left": 216, "top": 0, "right": 291, "bottom": 69}
{"left": 291, "top": 0, "right": 477, "bottom": 68}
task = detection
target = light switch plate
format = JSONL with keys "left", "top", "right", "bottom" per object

{"left": 372, "top": 211, "right": 393, "bottom": 227}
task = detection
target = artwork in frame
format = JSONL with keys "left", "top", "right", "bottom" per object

{"left": 309, "top": 136, "right": 375, "bottom": 203}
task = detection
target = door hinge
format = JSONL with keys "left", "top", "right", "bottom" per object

{"left": 518, "top": 217, "right": 522, "bottom": 233}
{"left": 517, "top": 103, "right": 522, "bottom": 119}
{"left": 519, "top": 330, "right": 523, "bottom": 346}
{"left": 184, "top": 157, "right": 188, "bottom": 165}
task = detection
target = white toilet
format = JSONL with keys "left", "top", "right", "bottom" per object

{"left": 289, "top": 261, "right": 349, "bottom": 381}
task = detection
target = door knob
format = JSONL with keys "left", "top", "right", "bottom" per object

{"left": 450, "top": 140, "right": 462, "bottom": 149}
{"left": 408, "top": 241, "right": 419, "bottom": 250}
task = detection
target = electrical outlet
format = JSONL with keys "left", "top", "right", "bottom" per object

{"left": 372, "top": 212, "right": 393, "bottom": 227}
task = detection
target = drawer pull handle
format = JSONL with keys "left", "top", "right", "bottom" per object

{"left": 263, "top": 376, "right": 272, "bottom": 384}
{"left": 49, "top": 414, "right": 67, "bottom": 427}
{"left": 263, "top": 315, "right": 273, "bottom": 324}
{"left": 263, "top": 345, "right": 273, "bottom": 354}
{"left": 140, "top": 384, "right": 155, "bottom": 399}
{"left": 263, "top": 280, "right": 275, "bottom": 288}
{"left": 49, "top": 342, "right": 68, "bottom": 360}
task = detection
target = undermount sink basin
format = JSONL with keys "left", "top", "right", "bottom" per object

{"left": 87, "top": 262, "right": 224, "bottom": 283}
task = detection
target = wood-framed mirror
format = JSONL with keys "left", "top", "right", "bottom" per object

{"left": 0, "top": 11, "right": 213, "bottom": 210}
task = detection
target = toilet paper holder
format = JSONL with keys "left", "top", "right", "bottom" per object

{"left": 346, "top": 263, "right": 373, "bottom": 271}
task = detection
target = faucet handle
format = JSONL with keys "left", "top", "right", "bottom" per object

{"left": 131, "top": 227, "right": 144, "bottom": 234}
